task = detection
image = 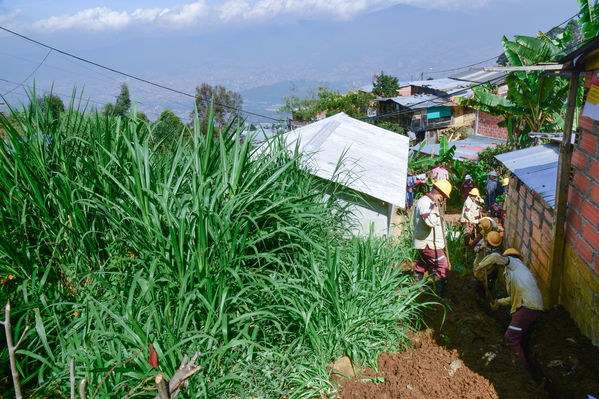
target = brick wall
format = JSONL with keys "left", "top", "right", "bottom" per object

{"left": 476, "top": 111, "right": 509, "bottom": 141}
{"left": 560, "top": 70, "right": 599, "bottom": 345}
{"left": 503, "top": 177, "right": 554, "bottom": 305}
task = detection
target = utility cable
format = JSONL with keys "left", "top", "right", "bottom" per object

{"left": 3, "top": 49, "right": 52, "bottom": 96}
{"left": 0, "top": 77, "right": 107, "bottom": 106}
{"left": 0, "top": 25, "right": 282, "bottom": 122}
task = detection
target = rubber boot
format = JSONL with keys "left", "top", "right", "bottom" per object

{"left": 413, "top": 271, "right": 424, "bottom": 284}
{"left": 435, "top": 278, "right": 447, "bottom": 299}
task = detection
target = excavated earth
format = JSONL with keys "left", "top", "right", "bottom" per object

{"left": 338, "top": 272, "right": 599, "bottom": 399}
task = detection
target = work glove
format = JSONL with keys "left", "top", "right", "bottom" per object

{"left": 489, "top": 299, "right": 499, "bottom": 311}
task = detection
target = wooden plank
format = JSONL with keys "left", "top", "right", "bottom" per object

{"left": 548, "top": 71, "right": 580, "bottom": 307}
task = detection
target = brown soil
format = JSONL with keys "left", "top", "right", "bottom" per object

{"left": 338, "top": 273, "right": 599, "bottom": 399}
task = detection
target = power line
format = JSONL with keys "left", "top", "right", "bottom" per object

{"left": 3, "top": 49, "right": 52, "bottom": 96}
{"left": 0, "top": 77, "right": 108, "bottom": 106}
{"left": 426, "top": 55, "right": 499, "bottom": 75}
{"left": 0, "top": 25, "right": 282, "bottom": 123}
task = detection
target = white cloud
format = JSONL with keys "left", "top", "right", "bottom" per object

{"left": 24, "top": 0, "right": 489, "bottom": 32}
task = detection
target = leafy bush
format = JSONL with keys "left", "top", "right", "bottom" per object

{"left": 0, "top": 91, "right": 429, "bottom": 398}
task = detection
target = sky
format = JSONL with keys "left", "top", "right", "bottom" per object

{"left": 0, "top": 0, "right": 582, "bottom": 121}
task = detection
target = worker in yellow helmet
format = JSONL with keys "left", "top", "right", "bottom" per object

{"left": 460, "top": 187, "right": 483, "bottom": 239}
{"left": 476, "top": 248, "right": 543, "bottom": 370}
{"left": 412, "top": 179, "right": 452, "bottom": 299}
{"left": 472, "top": 230, "right": 503, "bottom": 299}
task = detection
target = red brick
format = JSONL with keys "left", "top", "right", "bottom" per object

{"left": 572, "top": 150, "right": 589, "bottom": 170}
{"left": 566, "top": 225, "right": 578, "bottom": 246}
{"left": 579, "top": 133, "right": 598, "bottom": 155}
{"left": 592, "top": 183, "right": 599, "bottom": 205}
{"left": 568, "top": 187, "right": 583, "bottom": 209}
{"left": 532, "top": 225, "right": 542, "bottom": 244}
{"left": 590, "top": 159, "right": 599, "bottom": 180}
{"left": 544, "top": 209, "right": 554, "bottom": 224}
{"left": 574, "top": 172, "right": 591, "bottom": 194}
{"left": 579, "top": 115, "right": 594, "bottom": 132}
{"left": 581, "top": 200, "right": 599, "bottom": 225}
{"left": 575, "top": 237, "right": 594, "bottom": 265}
{"left": 538, "top": 246, "right": 550, "bottom": 266}
{"left": 531, "top": 209, "right": 540, "bottom": 226}
{"left": 583, "top": 222, "right": 599, "bottom": 251}
{"left": 526, "top": 193, "right": 533, "bottom": 206}
{"left": 542, "top": 220, "right": 552, "bottom": 238}
{"left": 567, "top": 208, "right": 583, "bottom": 234}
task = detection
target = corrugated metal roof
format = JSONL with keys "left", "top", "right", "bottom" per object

{"left": 495, "top": 144, "right": 559, "bottom": 208}
{"left": 405, "top": 78, "right": 472, "bottom": 93}
{"left": 410, "top": 135, "right": 504, "bottom": 161}
{"left": 450, "top": 67, "right": 507, "bottom": 85}
{"left": 374, "top": 94, "right": 445, "bottom": 109}
{"left": 283, "top": 112, "right": 409, "bottom": 207}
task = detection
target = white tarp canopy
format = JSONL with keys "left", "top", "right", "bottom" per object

{"left": 283, "top": 112, "right": 410, "bottom": 208}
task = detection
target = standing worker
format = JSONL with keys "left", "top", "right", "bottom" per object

{"left": 431, "top": 162, "right": 450, "bottom": 182}
{"left": 477, "top": 249, "right": 543, "bottom": 370}
{"left": 460, "top": 188, "right": 482, "bottom": 235}
{"left": 412, "top": 179, "right": 452, "bottom": 298}
{"left": 485, "top": 171, "right": 499, "bottom": 211}
{"left": 461, "top": 174, "right": 476, "bottom": 200}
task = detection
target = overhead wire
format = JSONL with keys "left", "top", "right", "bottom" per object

{"left": 3, "top": 49, "right": 52, "bottom": 96}
{"left": 0, "top": 77, "right": 109, "bottom": 106}
{"left": 0, "top": 25, "right": 283, "bottom": 123}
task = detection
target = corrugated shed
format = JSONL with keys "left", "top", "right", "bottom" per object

{"left": 374, "top": 94, "right": 444, "bottom": 109}
{"left": 495, "top": 144, "right": 559, "bottom": 208}
{"left": 410, "top": 135, "right": 503, "bottom": 161}
{"left": 283, "top": 112, "right": 409, "bottom": 207}
{"left": 450, "top": 67, "right": 508, "bottom": 85}
{"left": 405, "top": 78, "right": 473, "bottom": 93}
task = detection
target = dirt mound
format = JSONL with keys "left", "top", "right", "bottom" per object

{"left": 338, "top": 272, "right": 599, "bottom": 399}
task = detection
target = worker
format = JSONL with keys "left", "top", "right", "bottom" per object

{"left": 460, "top": 187, "right": 482, "bottom": 235}
{"left": 412, "top": 179, "right": 452, "bottom": 298}
{"left": 460, "top": 174, "right": 476, "bottom": 200}
{"left": 485, "top": 171, "right": 499, "bottom": 211}
{"left": 472, "top": 230, "right": 503, "bottom": 299}
{"left": 477, "top": 248, "right": 543, "bottom": 370}
{"left": 469, "top": 216, "right": 498, "bottom": 250}
{"left": 406, "top": 183, "right": 415, "bottom": 213}
{"left": 431, "top": 162, "right": 449, "bottom": 182}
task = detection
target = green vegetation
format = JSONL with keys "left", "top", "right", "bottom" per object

{"left": 279, "top": 86, "right": 375, "bottom": 121}
{"left": 0, "top": 91, "right": 429, "bottom": 398}
{"left": 372, "top": 72, "right": 400, "bottom": 98}
{"left": 193, "top": 83, "right": 243, "bottom": 130}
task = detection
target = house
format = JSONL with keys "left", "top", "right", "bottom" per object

{"left": 282, "top": 112, "right": 409, "bottom": 236}
{"left": 450, "top": 68, "right": 510, "bottom": 141}
{"left": 496, "top": 36, "right": 599, "bottom": 345}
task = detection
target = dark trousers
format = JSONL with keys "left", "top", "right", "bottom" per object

{"left": 414, "top": 247, "right": 449, "bottom": 280}
{"left": 505, "top": 307, "right": 541, "bottom": 369}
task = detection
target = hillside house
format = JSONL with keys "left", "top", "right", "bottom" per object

{"left": 496, "top": 37, "right": 599, "bottom": 345}
{"left": 282, "top": 112, "right": 409, "bottom": 236}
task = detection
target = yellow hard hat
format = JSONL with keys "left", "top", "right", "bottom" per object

{"left": 479, "top": 218, "right": 492, "bottom": 230}
{"left": 487, "top": 231, "right": 503, "bottom": 247}
{"left": 469, "top": 188, "right": 480, "bottom": 196}
{"left": 433, "top": 179, "right": 452, "bottom": 198}
{"left": 502, "top": 178, "right": 509, "bottom": 186}
{"left": 503, "top": 248, "right": 522, "bottom": 259}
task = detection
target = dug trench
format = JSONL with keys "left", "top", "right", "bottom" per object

{"left": 337, "top": 271, "right": 599, "bottom": 399}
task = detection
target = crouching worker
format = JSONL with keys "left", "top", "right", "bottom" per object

{"left": 477, "top": 248, "right": 543, "bottom": 370}
{"left": 472, "top": 230, "right": 503, "bottom": 299}
{"left": 412, "top": 179, "right": 452, "bottom": 298}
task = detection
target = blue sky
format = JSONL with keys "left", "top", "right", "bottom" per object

{"left": 0, "top": 0, "right": 582, "bottom": 121}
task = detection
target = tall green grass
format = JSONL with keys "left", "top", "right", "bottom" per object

{"left": 0, "top": 91, "right": 429, "bottom": 398}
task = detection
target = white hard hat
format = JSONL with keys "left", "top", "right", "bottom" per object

{"left": 489, "top": 171, "right": 498, "bottom": 177}
{"left": 465, "top": 174, "right": 472, "bottom": 180}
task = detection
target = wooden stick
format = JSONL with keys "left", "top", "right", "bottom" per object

{"left": 155, "top": 374, "right": 170, "bottom": 399}
{"left": 70, "top": 358, "right": 76, "bottom": 399}
{"left": 78, "top": 379, "right": 86, "bottom": 399}
{"left": 91, "top": 343, "right": 149, "bottom": 399}
{"left": 1, "top": 300, "right": 24, "bottom": 399}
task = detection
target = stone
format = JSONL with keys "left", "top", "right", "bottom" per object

{"left": 448, "top": 359, "right": 464, "bottom": 376}
{"left": 327, "top": 355, "right": 355, "bottom": 378}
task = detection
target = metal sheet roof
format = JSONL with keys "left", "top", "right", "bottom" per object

{"left": 405, "top": 78, "right": 472, "bottom": 93}
{"left": 283, "top": 112, "right": 409, "bottom": 207}
{"left": 410, "top": 135, "right": 504, "bottom": 161}
{"left": 374, "top": 94, "right": 445, "bottom": 109}
{"left": 495, "top": 144, "right": 559, "bottom": 208}
{"left": 450, "top": 67, "right": 507, "bottom": 85}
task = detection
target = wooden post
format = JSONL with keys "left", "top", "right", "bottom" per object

{"left": 155, "top": 374, "right": 170, "bottom": 399}
{"left": 548, "top": 70, "right": 580, "bottom": 307}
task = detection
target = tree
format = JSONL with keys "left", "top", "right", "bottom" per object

{"left": 372, "top": 71, "right": 400, "bottom": 97}
{"left": 279, "top": 86, "right": 374, "bottom": 121}
{"left": 114, "top": 83, "right": 131, "bottom": 117}
{"left": 154, "top": 110, "right": 185, "bottom": 136}
{"left": 192, "top": 83, "right": 243, "bottom": 129}
{"left": 36, "top": 93, "right": 64, "bottom": 120}
{"left": 102, "top": 102, "right": 115, "bottom": 116}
